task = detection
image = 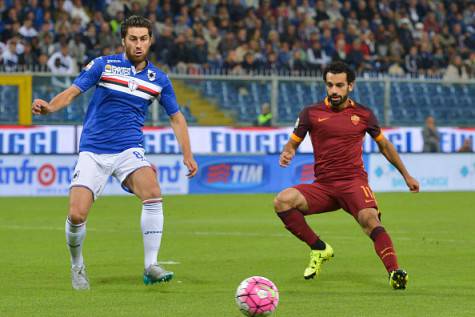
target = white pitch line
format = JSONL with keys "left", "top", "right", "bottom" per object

{"left": 158, "top": 261, "right": 180, "bottom": 265}
{"left": 0, "top": 225, "right": 471, "bottom": 244}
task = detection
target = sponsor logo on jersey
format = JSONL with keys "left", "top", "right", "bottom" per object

{"left": 104, "top": 64, "right": 131, "bottom": 76}
{"left": 106, "top": 59, "right": 122, "bottom": 63}
{"left": 351, "top": 114, "right": 360, "bottom": 125}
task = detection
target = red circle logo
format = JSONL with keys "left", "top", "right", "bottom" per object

{"left": 38, "top": 164, "right": 56, "bottom": 186}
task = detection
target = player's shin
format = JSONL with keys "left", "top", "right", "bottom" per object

{"left": 141, "top": 198, "right": 164, "bottom": 269}
{"left": 370, "top": 226, "right": 399, "bottom": 272}
{"left": 65, "top": 217, "right": 86, "bottom": 267}
{"left": 277, "top": 208, "right": 322, "bottom": 247}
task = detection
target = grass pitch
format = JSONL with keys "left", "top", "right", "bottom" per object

{"left": 0, "top": 192, "right": 474, "bottom": 317}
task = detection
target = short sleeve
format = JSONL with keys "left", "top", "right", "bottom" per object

{"left": 159, "top": 76, "right": 180, "bottom": 116}
{"left": 291, "top": 107, "right": 311, "bottom": 142}
{"left": 366, "top": 109, "right": 383, "bottom": 140}
{"left": 72, "top": 57, "right": 104, "bottom": 92}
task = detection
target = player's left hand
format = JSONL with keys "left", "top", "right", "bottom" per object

{"left": 405, "top": 175, "right": 420, "bottom": 193}
{"left": 183, "top": 157, "right": 198, "bottom": 178}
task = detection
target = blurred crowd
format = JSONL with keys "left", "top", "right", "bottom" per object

{"left": 0, "top": 0, "right": 474, "bottom": 79}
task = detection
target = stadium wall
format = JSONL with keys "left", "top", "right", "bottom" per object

{"left": 1, "top": 125, "right": 474, "bottom": 154}
{"left": 1, "top": 153, "right": 474, "bottom": 196}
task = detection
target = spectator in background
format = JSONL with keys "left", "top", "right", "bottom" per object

{"left": 39, "top": 32, "right": 55, "bottom": 56}
{"left": 422, "top": 116, "right": 440, "bottom": 153}
{"left": 2, "top": 37, "right": 20, "bottom": 71}
{"left": 37, "top": 53, "right": 48, "bottom": 71}
{"left": 47, "top": 43, "right": 75, "bottom": 74}
{"left": 307, "top": 40, "right": 330, "bottom": 72}
{"left": 254, "top": 102, "right": 272, "bottom": 127}
{"left": 19, "top": 17, "right": 38, "bottom": 39}
{"left": 387, "top": 59, "right": 405, "bottom": 76}
{"left": 68, "top": 33, "right": 86, "bottom": 70}
{"left": 19, "top": 41, "right": 37, "bottom": 67}
{"left": 443, "top": 55, "right": 469, "bottom": 81}
{"left": 405, "top": 46, "right": 419, "bottom": 75}
{"left": 457, "top": 138, "right": 473, "bottom": 153}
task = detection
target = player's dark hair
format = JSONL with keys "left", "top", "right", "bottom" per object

{"left": 120, "top": 15, "right": 152, "bottom": 39}
{"left": 323, "top": 61, "right": 356, "bottom": 83}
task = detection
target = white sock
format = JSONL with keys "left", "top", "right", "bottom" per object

{"left": 65, "top": 217, "right": 86, "bottom": 268}
{"left": 141, "top": 198, "right": 164, "bottom": 269}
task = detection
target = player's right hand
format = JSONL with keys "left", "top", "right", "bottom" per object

{"left": 279, "top": 151, "right": 294, "bottom": 167}
{"left": 32, "top": 99, "right": 51, "bottom": 115}
{"left": 405, "top": 175, "right": 420, "bottom": 193}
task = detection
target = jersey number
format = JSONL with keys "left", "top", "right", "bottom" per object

{"left": 360, "top": 185, "right": 376, "bottom": 202}
{"left": 133, "top": 151, "right": 145, "bottom": 161}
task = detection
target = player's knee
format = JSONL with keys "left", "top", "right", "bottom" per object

{"left": 140, "top": 186, "right": 162, "bottom": 201}
{"left": 274, "top": 189, "right": 296, "bottom": 212}
{"left": 357, "top": 208, "right": 381, "bottom": 234}
{"left": 68, "top": 208, "right": 87, "bottom": 224}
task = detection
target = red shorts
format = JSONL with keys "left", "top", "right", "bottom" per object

{"left": 293, "top": 178, "right": 378, "bottom": 218}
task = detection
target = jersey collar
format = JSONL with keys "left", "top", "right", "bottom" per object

{"left": 122, "top": 53, "right": 149, "bottom": 75}
{"left": 324, "top": 96, "right": 355, "bottom": 109}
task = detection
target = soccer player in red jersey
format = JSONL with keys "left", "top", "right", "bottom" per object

{"left": 274, "top": 61, "right": 419, "bottom": 290}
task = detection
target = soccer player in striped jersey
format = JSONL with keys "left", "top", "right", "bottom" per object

{"left": 32, "top": 16, "right": 198, "bottom": 290}
{"left": 274, "top": 61, "right": 419, "bottom": 290}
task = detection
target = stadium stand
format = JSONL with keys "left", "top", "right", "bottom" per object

{"left": 0, "top": 0, "right": 474, "bottom": 126}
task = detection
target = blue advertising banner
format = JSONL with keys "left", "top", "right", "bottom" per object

{"left": 189, "top": 154, "right": 370, "bottom": 194}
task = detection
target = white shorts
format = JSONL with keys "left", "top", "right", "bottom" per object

{"left": 70, "top": 147, "right": 151, "bottom": 199}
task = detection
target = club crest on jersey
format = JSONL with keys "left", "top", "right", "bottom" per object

{"left": 147, "top": 69, "right": 156, "bottom": 81}
{"left": 128, "top": 79, "right": 138, "bottom": 91}
{"left": 351, "top": 114, "right": 360, "bottom": 125}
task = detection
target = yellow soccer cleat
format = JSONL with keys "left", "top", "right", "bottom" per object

{"left": 389, "top": 269, "right": 408, "bottom": 290}
{"left": 303, "top": 243, "right": 334, "bottom": 280}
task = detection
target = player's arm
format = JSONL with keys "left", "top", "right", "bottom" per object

{"left": 281, "top": 107, "right": 310, "bottom": 167}
{"left": 280, "top": 138, "right": 300, "bottom": 167}
{"left": 169, "top": 111, "right": 198, "bottom": 178}
{"left": 32, "top": 86, "right": 81, "bottom": 115}
{"left": 375, "top": 135, "right": 420, "bottom": 193}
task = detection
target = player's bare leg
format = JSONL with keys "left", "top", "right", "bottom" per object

{"left": 67, "top": 186, "right": 94, "bottom": 290}
{"left": 274, "top": 188, "right": 334, "bottom": 279}
{"left": 358, "top": 208, "right": 408, "bottom": 289}
{"left": 125, "top": 166, "right": 173, "bottom": 284}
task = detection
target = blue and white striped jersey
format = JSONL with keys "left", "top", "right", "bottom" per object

{"left": 73, "top": 53, "right": 179, "bottom": 154}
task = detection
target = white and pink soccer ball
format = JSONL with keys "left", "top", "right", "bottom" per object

{"left": 235, "top": 276, "right": 279, "bottom": 316}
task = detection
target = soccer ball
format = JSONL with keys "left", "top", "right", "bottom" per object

{"left": 235, "top": 276, "right": 279, "bottom": 316}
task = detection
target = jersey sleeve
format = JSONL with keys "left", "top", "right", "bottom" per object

{"left": 366, "top": 109, "right": 383, "bottom": 141}
{"left": 290, "top": 107, "right": 311, "bottom": 143}
{"left": 72, "top": 57, "right": 104, "bottom": 92}
{"left": 159, "top": 75, "right": 180, "bottom": 116}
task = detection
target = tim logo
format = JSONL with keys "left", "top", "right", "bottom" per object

{"left": 201, "top": 162, "right": 266, "bottom": 189}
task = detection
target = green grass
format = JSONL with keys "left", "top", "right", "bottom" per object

{"left": 0, "top": 192, "right": 474, "bottom": 316}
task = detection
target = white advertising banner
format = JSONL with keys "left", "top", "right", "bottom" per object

{"left": 142, "top": 126, "right": 475, "bottom": 154}
{"left": 0, "top": 125, "right": 76, "bottom": 154}
{"left": 1, "top": 126, "right": 474, "bottom": 154}
{"left": 0, "top": 155, "right": 188, "bottom": 196}
{"left": 368, "top": 153, "right": 475, "bottom": 192}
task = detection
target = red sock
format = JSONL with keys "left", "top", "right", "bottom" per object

{"left": 277, "top": 208, "right": 319, "bottom": 247}
{"left": 370, "top": 226, "right": 399, "bottom": 272}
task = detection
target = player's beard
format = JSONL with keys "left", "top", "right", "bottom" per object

{"left": 328, "top": 93, "right": 348, "bottom": 107}
{"left": 125, "top": 45, "right": 148, "bottom": 64}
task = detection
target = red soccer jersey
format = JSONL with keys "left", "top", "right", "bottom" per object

{"left": 291, "top": 97, "right": 383, "bottom": 182}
